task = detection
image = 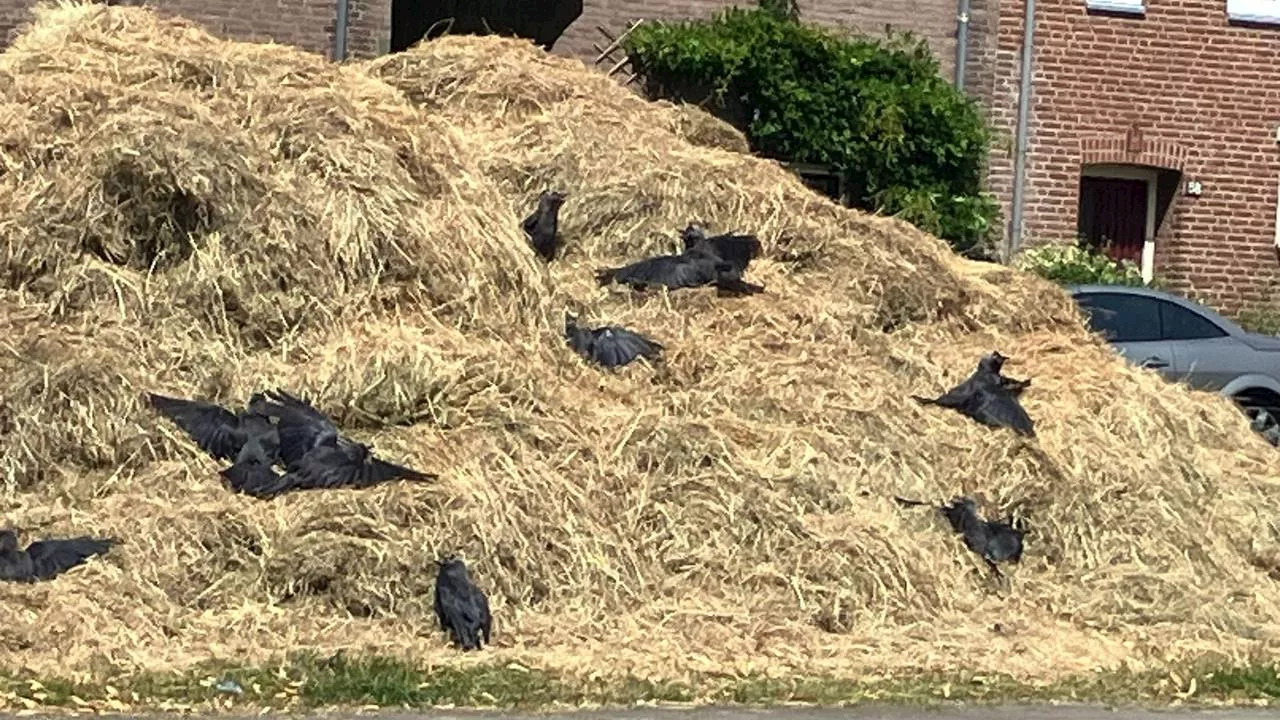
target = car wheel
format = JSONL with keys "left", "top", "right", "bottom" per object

{"left": 1234, "top": 396, "right": 1280, "bottom": 446}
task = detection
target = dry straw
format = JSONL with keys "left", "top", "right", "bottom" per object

{"left": 0, "top": 0, "right": 1276, "bottom": 685}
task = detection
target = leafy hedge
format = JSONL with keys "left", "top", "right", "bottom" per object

{"left": 624, "top": 6, "right": 1000, "bottom": 254}
{"left": 1013, "top": 243, "right": 1147, "bottom": 287}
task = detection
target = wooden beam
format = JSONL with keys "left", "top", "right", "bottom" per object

{"left": 594, "top": 20, "right": 643, "bottom": 65}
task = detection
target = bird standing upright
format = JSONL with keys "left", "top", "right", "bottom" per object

{"left": 521, "top": 190, "right": 568, "bottom": 262}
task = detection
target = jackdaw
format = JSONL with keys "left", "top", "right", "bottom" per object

{"left": 894, "top": 495, "right": 1028, "bottom": 578}
{"left": 595, "top": 241, "right": 763, "bottom": 296}
{"left": 0, "top": 529, "right": 117, "bottom": 582}
{"left": 433, "top": 556, "right": 492, "bottom": 651}
{"left": 563, "top": 312, "right": 664, "bottom": 369}
{"left": 521, "top": 190, "right": 567, "bottom": 262}
{"left": 910, "top": 351, "right": 1036, "bottom": 437}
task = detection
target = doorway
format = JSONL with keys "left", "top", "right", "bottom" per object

{"left": 389, "top": 0, "right": 584, "bottom": 54}
{"left": 1077, "top": 164, "right": 1159, "bottom": 280}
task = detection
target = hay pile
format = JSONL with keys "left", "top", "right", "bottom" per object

{"left": 0, "top": 1, "right": 1279, "bottom": 684}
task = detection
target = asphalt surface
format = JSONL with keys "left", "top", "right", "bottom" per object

{"left": 12, "top": 706, "right": 1272, "bottom": 720}
{"left": 397, "top": 708, "right": 1273, "bottom": 720}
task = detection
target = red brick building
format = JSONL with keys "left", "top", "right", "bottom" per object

{"left": 982, "top": 0, "right": 1280, "bottom": 312}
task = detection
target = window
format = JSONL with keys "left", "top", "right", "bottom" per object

{"left": 1075, "top": 292, "right": 1162, "bottom": 342}
{"left": 1086, "top": 0, "right": 1146, "bottom": 14}
{"left": 1227, "top": 0, "right": 1280, "bottom": 24}
{"left": 1158, "top": 300, "right": 1228, "bottom": 341}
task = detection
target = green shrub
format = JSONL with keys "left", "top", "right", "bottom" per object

{"left": 1013, "top": 243, "right": 1147, "bottom": 287}
{"left": 624, "top": 6, "right": 1000, "bottom": 254}
{"left": 1237, "top": 310, "right": 1280, "bottom": 336}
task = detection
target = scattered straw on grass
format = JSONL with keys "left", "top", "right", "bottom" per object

{"left": 0, "top": 0, "right": 1278, "bottom": 688}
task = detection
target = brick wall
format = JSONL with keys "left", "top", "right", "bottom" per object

{"left": 554, "top": 0, "right": 966, "bottom": 83}
{"left": 0, "top": 0, "right": 398, "bottom": 59}
{"left": 985, "top": 0, "right": 1280, "bottom": 313}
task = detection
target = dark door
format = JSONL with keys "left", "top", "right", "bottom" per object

{"left": 1077, "top": 176, "right": 1148, "bottom": 265}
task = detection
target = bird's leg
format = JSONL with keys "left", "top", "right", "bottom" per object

{"left": 983, "top": 558, "right": 1013, "bottom": 593}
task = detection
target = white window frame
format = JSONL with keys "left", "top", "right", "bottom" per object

{"left": 1085, "top": 0, "right": 1146, "bottom": 15}
{"left": 1081, "top": 164, "right": 1159, "bottom": 284}
{"left": 1227, "top": 0, "right": 1280, "bottom": 24}
{"left": 1273, "top": 172, "right": 1280, "bottom": 250}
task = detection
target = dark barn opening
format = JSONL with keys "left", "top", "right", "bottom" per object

{"left": 390, "top": 0, "right": 584, "bottom": 54}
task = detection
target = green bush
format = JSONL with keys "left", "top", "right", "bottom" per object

{"left": 1013, "top": 243, "right": 1147, "bottom": 287}
{"left": 624, "top": 6, "right": 1000, "bottom": 254}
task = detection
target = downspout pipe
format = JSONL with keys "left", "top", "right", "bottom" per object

{"left": 954, "top": 0, "right": 971, "bottom": 90}
{"left": 333, "top": 0, "right": 351, "bottom": 61}
{"left": 1007, "top": 0, "right": 1037, "bottom": 260}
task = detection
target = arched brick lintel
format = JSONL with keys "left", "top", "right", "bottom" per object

{"left": 1079, "top": 132, "right": 1190, "bottom": 172}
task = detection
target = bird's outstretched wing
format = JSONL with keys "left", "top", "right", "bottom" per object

{"left": 1000, "top": 376, "right": 1032, "bottom": 396}
{"left": 24, "top": 537, "right": 115, "bottom": 580}
{"left": 586, "top": 327, "right": 663, "bottom": 368}
{"left": 263, "top": 389, "right": 342, "bottom": 466}
{"left": 285, "top": 445, "right": 435, "bottom": 492}
{"left": 147, "top": 393, "right": 245, "bottom": 462}
{"left": 970, "top": 390, "right": 1036, "bottom": 437}
{"left": 695, "top": 233, "right": 762, "bottom": 274}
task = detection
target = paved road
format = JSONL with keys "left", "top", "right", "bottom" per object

{"left": 406, "top": 707, "right": 1271, "bottom": 720}
{"left": 14, "top": 705, "right": 1271, "bottom": 720}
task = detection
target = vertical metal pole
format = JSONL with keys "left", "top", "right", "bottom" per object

{"left": 1008, "top": 0, "right": 1037, "bottom": 260}
{"left": 333, "top": 0, "right": 351, "bottom": 61}
{"left": 954, "top": 0, "right": 972, "bottom": 90}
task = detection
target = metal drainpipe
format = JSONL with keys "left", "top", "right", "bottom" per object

{"left": 1007, "top": 0, "right": 1037, "bottom": 260}
{"left": 333, "top": 0, "right": 351, "bottom": 61}
{"left": 954, "top": 0, "right": 971, "bottom": 90}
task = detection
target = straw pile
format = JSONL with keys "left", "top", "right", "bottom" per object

{"left": 1, "top": 0, "right": 1278, "bottom": 684}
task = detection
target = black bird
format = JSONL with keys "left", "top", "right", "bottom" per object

{"left": 595, "top": 241, "right": 763, "bottom": 296}
{"left": 0, "top": 529, "right": 116, "bottom": 582}
{"left": 255, "top": 389, "right": 437, "bottom": 496}
{"left": 521, "top": 190, "right": 567, "bottom": 262}
{"left": 910, "top": 351, "right": 1036, "bottom": 437}
{"left": 563, "top": 312, "right": 664, "bottom": 369}
{"left": 147, "top": 391, "right": 282, "bottom": 464}
{"left": 893, "top": 495, "right": 1028, "bottom": 578}
{"left": 433, "top": 556, "right": 492, "bottom": 651}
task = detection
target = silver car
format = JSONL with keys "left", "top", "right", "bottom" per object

{"left": 1067, "top": 284, "right": 1280, "bottom": 424}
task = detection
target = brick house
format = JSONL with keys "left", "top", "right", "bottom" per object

{"left": 979, "top": 0, "right": 1280, "bottom": 312}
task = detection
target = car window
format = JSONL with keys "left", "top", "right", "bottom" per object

{"left": 1158, "top": 300, "right": 1227, "bottom": 341}
{"left": 1074, "top": 292, "right": 1161, "bottom": 342}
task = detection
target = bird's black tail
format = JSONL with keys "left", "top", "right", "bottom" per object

{"left": 909, "top": 395, "right": 938, "bottom": 406}
{"left": 401, "top": 470, "right": 439, "bottom": 483}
